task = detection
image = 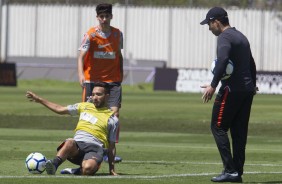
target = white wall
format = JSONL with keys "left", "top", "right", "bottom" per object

{"left": 2, "top": 4, "right": 282, "bottom": 71}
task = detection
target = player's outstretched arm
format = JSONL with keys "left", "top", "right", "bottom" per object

{"left": 26, "top": 91, "right": 69, "bottom": 115}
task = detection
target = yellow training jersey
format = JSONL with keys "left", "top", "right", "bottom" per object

{"left": 68, "top": 102, "right": 114, "bottom": 148}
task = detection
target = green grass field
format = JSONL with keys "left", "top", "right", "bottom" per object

{"left": 0, "top": 80, "right": 282, "bottom": 184}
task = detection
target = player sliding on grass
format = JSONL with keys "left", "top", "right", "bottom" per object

{"left": 26, "top": 82, "right": 119, "bottom": 176}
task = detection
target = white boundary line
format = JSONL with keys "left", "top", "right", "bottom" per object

{"left": 1, "top": 171, "right": 282, "bottom": 179}
{"left": 122, "top": 160, "right": 282, "bottom": 167}
{"left": 1, "top": 161, "right": 282, "bottom": 179}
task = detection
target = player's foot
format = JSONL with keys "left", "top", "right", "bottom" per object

{"left": 45, "top": 160, "right": 57, "bottom": 175}
{"left": 103, "top": 155, "right": 122, "bottom": 163}
{"left": 211, "top": 172, "right": 242, "bottom": 183}
{"left": 60, "top": 167, "right": 81, "bottom": 175}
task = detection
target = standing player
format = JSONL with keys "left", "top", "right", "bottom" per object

{"left": 26, "top": 82, "right": 119, "bottom": 176}
{"left": 77, "top": 2, "right": 123, "bottom": 167}
{"left": 200, "top": 7, "right": 257, "bottom": 183}
{"left": 77, "top": 3, "right": 123, "bottom": 119}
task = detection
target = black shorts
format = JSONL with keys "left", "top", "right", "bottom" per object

{"left": 57, "top": 140, "right": 104, "bottom": 166}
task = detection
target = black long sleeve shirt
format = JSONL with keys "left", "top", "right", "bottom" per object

{"left": 211, "top": 27, "right": 256, "bottom": 92}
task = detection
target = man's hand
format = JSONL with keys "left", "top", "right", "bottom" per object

{"left": 77, "top": 50, "right": 87, "bottom": 88}
{"left": 26, "top": 91, "right": 69, "bottom": 115}
{"left": 108, "top": 142, "right": 117, "bottom": 176}
{"left": 110, "top": 169, "right": 118, "bottom": 176}
{"left": 26, "top": 91, "right": 41, "bottom": 103}
{"left": 201, "top": 85, "right": 216, "bottom": 103}
{"left": 78, "top": 73, "right": 85, "bottom": 88}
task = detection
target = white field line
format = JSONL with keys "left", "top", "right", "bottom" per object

{"left": 1, "top": 171, "right": 282, "bottom": 179}
{"left": 123, "top": 160, "right": 282, "bottom": 167}
{"left": 1, "top": 161, "right": 282, "bottom": 179}
{"left": 118, "top": 143, "right": 282, "bottom": 152}
{"left": 2, "top": 141, "right": 282, "bottom": 152}
{"left": 2, "top": 141, "right": 277, "bottom": 152}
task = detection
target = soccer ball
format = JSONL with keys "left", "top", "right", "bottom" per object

{"left": 25, "top": 152, "right": 47, "bottom": 174}
{"left": 211, "top": 59, "right": 234, "bottom": 80}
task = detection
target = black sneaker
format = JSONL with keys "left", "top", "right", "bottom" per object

{"left": 45, "top": 160, "right": 57, "bottom": 175}
{"left": 211, "top": 172, "right": 242, "bottom": 183}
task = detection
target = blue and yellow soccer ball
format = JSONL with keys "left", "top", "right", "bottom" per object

{"left": 211, "top": 59, "right": 234, "bottom": 80}
{"left": 25, "top": 152, "right": 47, "bottom": 174}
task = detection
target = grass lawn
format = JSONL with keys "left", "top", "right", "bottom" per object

{"left": 0, "top": 80, "right": 282, "bottom": 184}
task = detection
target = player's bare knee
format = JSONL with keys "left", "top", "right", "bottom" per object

{"left": 63, "top": 139, "right": 76, "bottom": 150}
{"left": 81, "top": 167, "right": 98, "bottom": 176}
{"left": 81, "top": 162, "right": 99, "bottom": 175}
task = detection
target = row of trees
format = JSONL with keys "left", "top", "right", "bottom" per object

{"left": 4, "top": 0, "right": 282, "bottom": 10}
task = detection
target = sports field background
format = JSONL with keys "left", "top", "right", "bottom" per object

{"left": 0, "top": 80, "right": 282, "bottom": 184}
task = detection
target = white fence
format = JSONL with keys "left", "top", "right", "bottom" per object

{"left": 1, "top": 4, "right": 282, "bottom": 71}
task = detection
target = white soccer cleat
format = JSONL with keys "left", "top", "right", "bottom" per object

{"left": 60, "top": 167, "right": 81, "bottom": 175}
{"left": 60, "top": 168, "right": 73, "bottom": 174}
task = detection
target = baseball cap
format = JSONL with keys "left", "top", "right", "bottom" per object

{"left": 96, "top": 3, "right": 112, "bottom": 15}
{"left": 200, "top": 7, "right": 228, "bottom": 25}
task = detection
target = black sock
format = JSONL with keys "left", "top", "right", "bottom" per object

{"left": 52, "top": 156, "right": 63, "bottom": 168}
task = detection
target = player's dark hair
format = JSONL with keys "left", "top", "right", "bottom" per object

{"left": 96, "top": 3, "right": 112, "bottom": 15}
{"left": 94, "top": 82, "right": 110, "bottom": 94}
{"left": 217, "top": 16, "right": 229, "bottom": 26}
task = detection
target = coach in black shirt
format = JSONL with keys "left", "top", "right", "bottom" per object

{"left": 200, "top": 7, "right": 257, "bottom": 183}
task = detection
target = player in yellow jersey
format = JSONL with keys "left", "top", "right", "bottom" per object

{"left": 26, "top": 82, "right": 119, "bottom": 176}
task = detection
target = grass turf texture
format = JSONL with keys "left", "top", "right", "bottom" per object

{"left": 0, "top": 80, "right": 282, "bottom": 184}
